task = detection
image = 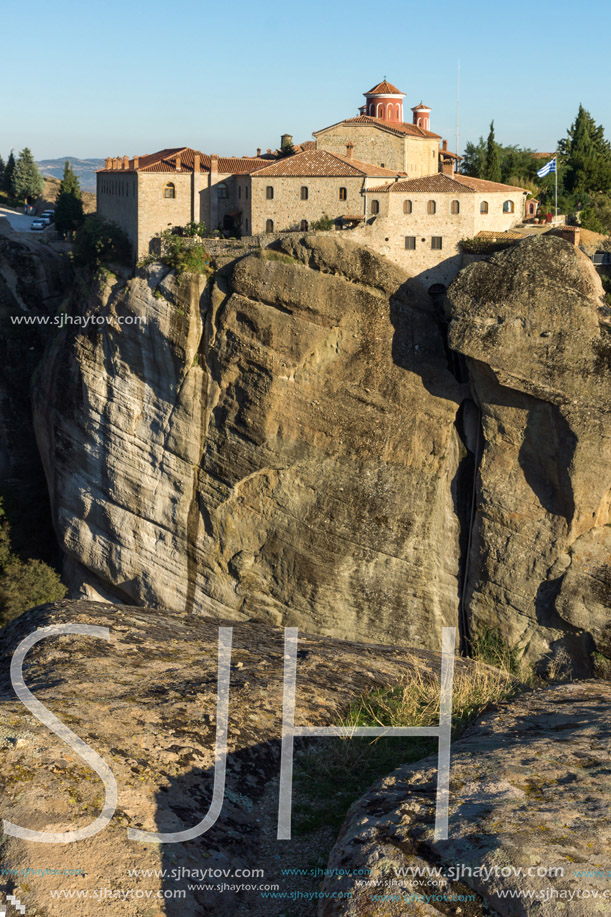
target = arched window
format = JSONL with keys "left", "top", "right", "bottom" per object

{"left": 300, "top": 186, "right": 308, "bottom": 200}
{"left": 163, "top": 182, "right": 176, "bottom": 199}
{"left": 396, "top": 103, "right": 400, "bottom": 119}
{"left": 451, "top": 200, "right": 460, "bottom": 214}
{"left": 480, "top": 201, "right": 489, "bottom": 214}
{"left": 371, "top": 199, "right": 380, "bottom": 214}
{"left": 377, "top": 104, "right": 383, "bottom": 117}
{"left": 266, "top": 219, "right": 274, "bottom": 232}
{"left": 266, "top": 186, "right": 274, "bottom": 200}
{"left": 427, "top": 200, "right": 436, "bottom": 214}
{"left": 217, "top": 182, "right": 228, "bottom": 199}
{"left": 503, "top": 200, "right": 515, "bottom": 213}
{"left": 403, "top": 200, "right": 412, "bottom": 214}
{"left": 300, "top": 219, "right": 308, "bottom": 231}
{"left": 339, "top": 187, "right": 347, "bottom": 201}
{"left": 386, "top": 104, "right": 392, "bottom": 119}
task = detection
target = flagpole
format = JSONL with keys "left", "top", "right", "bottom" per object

{"left": 555, "top": 156, "right": 558, "bottom": 221}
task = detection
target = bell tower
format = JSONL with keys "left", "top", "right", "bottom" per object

{"left": 363, "top": 79, "right": 405, "bottom": 122}
{"left": 411, "top": 102, "right": 432, "bottom": 131}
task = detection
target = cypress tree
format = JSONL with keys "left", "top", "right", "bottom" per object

{"left": 13, "top": 148, "right": 44, "bottom": 203}
{"left": 561, "top": 104, "right": 611, "bottom": 197}
{"left": 54, "top": 160, "right": 84, "bottom": 236}
{"left": 3, "top": 151, "right": 16, "bottom": 195}
{"left": 483, "top": 121, "right": 502, "bottom": 183}
{"left": 0, "top": 156, "right": 5, "bottom": 190}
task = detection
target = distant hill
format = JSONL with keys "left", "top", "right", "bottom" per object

{"left": 36, "top": 157, "right": 104, "bottom": 192}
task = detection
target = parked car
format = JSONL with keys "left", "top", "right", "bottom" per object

{"left": 39, "top": 214, "right": 53, "bottom": 226}
{"left": 31, "top": 218, "right": 46, "bottom": 231}
{"left": 41, "top": 210, "right": 54, "bottom": 223}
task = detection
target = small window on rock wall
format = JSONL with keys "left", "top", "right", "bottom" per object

{"left": 164, "top": 182, "right": 175, "bottom": 199}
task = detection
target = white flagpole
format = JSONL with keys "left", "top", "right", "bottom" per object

{"left": 555, "top": 156, "right": 558, "bottom": 221}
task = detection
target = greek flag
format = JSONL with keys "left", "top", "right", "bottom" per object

{"left": 537, "top": 157, "right": 557, "bottom": 178}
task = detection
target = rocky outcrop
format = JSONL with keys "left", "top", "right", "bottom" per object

{"left": 0, "top": 599, "right": 470, "bottom": 916}
{"left": 447, "top": 235, "right": 611, "bottom": 672}
{"left": 33, "top": 235, "right": 465, "bottom": 649}
{"left": 32, "top": 232, "right": 611, "bottom": 669}
{"left": 321, "top": 680, "right": 611, "bottom": 916}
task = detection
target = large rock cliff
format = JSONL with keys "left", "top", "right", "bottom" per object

{"left": 447, "top": 235, "right": 611, "bottom": 671}
{"left": 33, "top": 235, "right": 465, "bottom": 650}
{"left": 31, "top": 233, "right": 611, "bottom": 670}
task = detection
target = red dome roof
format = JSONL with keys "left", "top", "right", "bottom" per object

{"left": 365, "top": 80, "right": 404, "bottom": 95}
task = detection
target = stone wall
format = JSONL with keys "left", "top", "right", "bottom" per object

{"left": 315, "top": 123, "right": 439, "bottom": 176}
{"left": 249, "top": 175, "right": 365, "bottom": 234}
{"left": 352, "top": 189, "right": 526, "bottom": 287}
{"left": 136, "top": 172, "right": 193, "bottom": 258}
{"left": 96, "top": 171, "right": 139, "bottom": 256}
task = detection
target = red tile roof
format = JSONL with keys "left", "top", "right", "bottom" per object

{"left": 314, "top": 115, "right": 440, "bottom": 140}
{"left": 366, "top": 173, "right": 528, "bottom": 193}
{"left": 411, "top": 102, "right": 431, "bottom": 111}
{"left": 97, "top": 147, "right": 272, "bottom": 175}
{"left": 366, "top": 80, "right": 404, "bottom": 95}
{"left": 250, "top": 149, "right": 405, "bottom": 178}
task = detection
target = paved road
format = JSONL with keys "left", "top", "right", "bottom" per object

{"left": 0, "top": 204, "right": 44, "bottom": 232}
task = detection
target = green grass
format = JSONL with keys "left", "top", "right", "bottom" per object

{"left": 292, "top": 649, "right": 522, "bottom": 837}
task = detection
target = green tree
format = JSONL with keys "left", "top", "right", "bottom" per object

{"left": 0, "top": 156, "right": 5, "bottom": 190}
{"left": 483, "top": 121, "right": 502, "bottom": 183}
{"left": 54, "top": 160, "right": 84, "bottom": 236}
{"left": 460, "top": 137, "right": 486, "bottom": 177}
{"left": 560, "top": 105, "right": 611, "bottom": 198}
{"left": 3, "top": 150, "right": 16, "bottom": 194}
{"left": 0, "top": 498, "right": 66, "bottom": 626}
{"left": 13, "top": 148, "right": 44, "bottom": 203}
{"left": 72, "top": 213, "right": 132, "bottom": 268}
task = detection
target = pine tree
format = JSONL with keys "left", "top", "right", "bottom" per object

{"left": 3, "top": 150, "right": 16, "bottom": 195}
{"left": 560, "top": 105, "right": 611, "bottom": 197}
{"left": 13, "top": 148, "right": 44, "bottom": 203}
{"left": 54, "top": 160, "right": 84, "bottom": 236}
{"left": 483, "top": 121, "right": 502, "bottom": 183}
{"left": 0, "top": 156, "right": 5, "bottom": 190}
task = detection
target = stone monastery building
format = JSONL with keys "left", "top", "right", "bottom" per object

{"left": 97, "top": 79, "right": 528, "bottom": 285}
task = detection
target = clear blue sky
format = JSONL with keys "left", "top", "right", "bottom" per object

{"left": 1, "top": 0, "right": 609, "bottom": 160}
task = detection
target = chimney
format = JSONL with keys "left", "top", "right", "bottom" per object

{"left": 112, "top": 157, "right": 119, "bottom": 169}
{"left": 194, "top": 153, "right": 200, "bottom": 172}
{"left": 281, "top": 133, "right": 293, "bottom": 151}
{"left": 442, "top": 140, "right": 448, "bottom": 151}
{"left": 105, "top": 157, "right": 111, "bottom": 169}
{"left": 133, "top": 155, "right": 139, "bottom": 169}
{"left": 441, "top": 161, "right": 454, "bottom": 175}
{"left": 210, "top": 154, "right": 218, "bottom": 174}
{"left": 256, "top": 148, "right": 261, "bottom": 157}
{"left": 123, "top": 155, "right": 129, "bottom": 169}
{"left": 346, "top": 141, "right": 354, "bottom": 160}
{"left": 175, "top": 153, "right": 181, "bottom": 172}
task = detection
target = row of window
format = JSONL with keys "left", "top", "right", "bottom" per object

{"left": 265, "top": 186, "right": 349, "bottom": 201}
{"left": 369, "top": 198, "right": 516, "bottom": 215}
{"left": 405, "top": 236, "right": 443, "bottom": 250}
{"left": 100, "top": 178, "right": 135, "bottom": 197}
{"left": 264, "top": 219, "right": 309, "bottom": 232}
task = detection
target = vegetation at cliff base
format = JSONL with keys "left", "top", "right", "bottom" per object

{"left": 0, "top": 498, "right": 66, "bottom": 626}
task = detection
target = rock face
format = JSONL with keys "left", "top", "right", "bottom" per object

{"left": 34, "top": 235, "right": 465, "bottom": 649}
{"left": 0, "top": 599, "right": 468, "bottom": 917}
{"left": 447, "top": 235, "right": 611, "bottom": 672}
{"left": 32, "top": 232, "right": 611, "bottom": 669}
{"left": 321, "top": 680, "right": 611, "bottom": 917}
